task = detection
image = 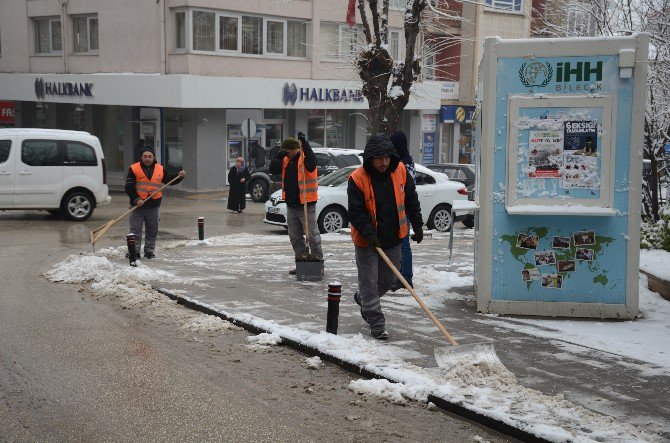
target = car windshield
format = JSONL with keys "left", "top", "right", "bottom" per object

{"left": 318, "top": 167, "right": 356, "bottom": 187}
{"left": 334, "top": 154, "right": 362, "bottom": 168}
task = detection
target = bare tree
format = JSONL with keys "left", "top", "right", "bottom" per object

{"left": 533, "top": 0, "right": 670, "bottom": 219}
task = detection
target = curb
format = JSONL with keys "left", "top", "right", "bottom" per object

{"left": 156, "top": 287, "right": 548, "bottom": 443}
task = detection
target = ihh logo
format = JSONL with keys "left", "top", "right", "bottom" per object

{"left": 35, "top": 77, "right": 45, "bottom": 99}
{"left": 282, "top": 82, "right": 298, "bottom": 106}
{"left": 519, "top": 62, "right": 553, "bottom": 88}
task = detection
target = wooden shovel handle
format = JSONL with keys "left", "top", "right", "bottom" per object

{"left": 299, "top": 140, "right": 311, "bottom": 256}
{"left": 376, "top": 246, "right": 459, "bottom": 346}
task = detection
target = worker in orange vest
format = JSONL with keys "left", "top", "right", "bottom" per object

{"left": 125, "top": 146, "right": 185, "bottom": 259}
{"left": 268, "top": 132, "right": 323, "bottom": 274}
{"left": 348, "top": 134, "right": 423, "bottom": 339}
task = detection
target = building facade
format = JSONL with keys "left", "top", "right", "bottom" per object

{"left": 0, "top": 0, "right": 532, "bottom": 188}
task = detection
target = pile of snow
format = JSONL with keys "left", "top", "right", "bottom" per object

{"left": 349, "top": 378, "right": 408, "bottom": 405}
{"left": 304, "top": 356, "right": 324, "bottom": 369}
{"left": 246, "top": 332, "right": 282, "bottom": 347}
{"left": 640, "top": 249, "right": 670, "bottom": 282}
{"left": 181, "top": 313, "right": 241, "bottom": 333}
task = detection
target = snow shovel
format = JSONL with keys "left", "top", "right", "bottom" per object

{"left": 90, "top": 175, "right": 181, "bottom": 249}
{"left": 375, "top": 246, "right": 504, "bottom": 370}
{"left": 295, "top": 139, "right": 323, "bottom": 282}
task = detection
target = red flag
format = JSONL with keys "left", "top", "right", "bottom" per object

{"left": 346, "top": 0, "right": 356, "bottom": 27}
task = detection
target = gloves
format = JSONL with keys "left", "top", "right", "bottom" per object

{"left": 367, "top": 236, "right": 381, "bottom": 252}
{"left": 296, "top": 131, "right": 306, "bottom": 142}
{"left": 411, "top": 226, "right": 423, "bottom": 244}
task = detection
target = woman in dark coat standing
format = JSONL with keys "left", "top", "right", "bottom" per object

{"left": 227, "top": 157, "right": 251, "bottom": 213}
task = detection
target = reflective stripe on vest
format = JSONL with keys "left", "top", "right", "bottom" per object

{"left": 131, "top": 162, "right": 164, "bottom": 200}
{"left": 349, "top": 163, "right": 408, "bottom": 247}
{"left": 281, "top": 155, "right": 318, "bottom": 204}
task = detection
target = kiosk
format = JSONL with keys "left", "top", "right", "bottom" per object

{"left": 474, "top": 34, "right": 648, "bottom": 319}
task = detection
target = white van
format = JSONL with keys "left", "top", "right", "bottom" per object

{"left": 0, "top": 128, "right": 111, "bottom": 221}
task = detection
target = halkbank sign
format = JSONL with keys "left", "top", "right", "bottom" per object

{"left": 282, "top": 82, "right": 364, "bottom": 106}
{"left": 519, "top": 60, "right": 603, "bottom": 92}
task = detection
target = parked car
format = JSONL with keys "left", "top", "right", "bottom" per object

{"left": 263, "top": 163, "right": 469, "bottom": 233}
{"left": 426, "top": 163, "right": 476, "bottom": 228}
{"left": 247, "top": 147, "right": 363, "bottom": 203}
{"left": 0, "top": 128, "right": 111, "bottom": 221}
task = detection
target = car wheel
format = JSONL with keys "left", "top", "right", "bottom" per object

{"left": 427, "top": 204, "right": 453, "bottom": 232}
{"left": 318, "top": 205, "right": 347, "bottom": 234}
{"left": 462, "top": 215, "right": 475, "bottom": 229}
{"left": 61, "top": 191, "right": 94, "bottom": 221}
{"left": 249, "top": 179, "right": 269, "bottom": 203}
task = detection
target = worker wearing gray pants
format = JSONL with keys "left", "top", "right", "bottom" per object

{"left": 129, "top": 205, "right": 160, "bottom": 257}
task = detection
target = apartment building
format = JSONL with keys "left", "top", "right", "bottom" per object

{"left": 0, "top": 0, "right": 532, "bottom": 188}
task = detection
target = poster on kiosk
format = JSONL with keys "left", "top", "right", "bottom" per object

{"left": 474, "top": 34, "right": 648, "bottom": 319}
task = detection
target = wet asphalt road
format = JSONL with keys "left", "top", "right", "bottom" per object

{"left": 0, "top": 190, "right": 514, "bottom": 442}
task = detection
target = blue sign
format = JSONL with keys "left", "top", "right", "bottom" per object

{"left": 440, "top": 105, "right": 475, "bottom": 123}
{"left": 665, "top": 143, "right": 670, "bottom": 155}
{"left": 422, "top": 132, "right": 435, "bottom": 164}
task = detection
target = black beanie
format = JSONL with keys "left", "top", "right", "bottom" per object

{"left": 361, "top": 134, "right": 398, "bottom": 161}
{"left": 390, "top": 130, "right": 409, "bottom": 159}
{"left": 141, "top": 146, "right": 156, "bottom": 157}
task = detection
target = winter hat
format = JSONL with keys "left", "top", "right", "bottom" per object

{"left": 389, "top": 130, "right": 409, "bottom": 159}
{"left": 281, "top": 137, "right": 300, "bottom": 150}
{"left": 141, "top": 145, "right": 156, "bottom": 156}
{"left": 361, "top": 134, "right": 398, "bottom": 161}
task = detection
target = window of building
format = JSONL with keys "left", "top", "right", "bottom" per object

{"left": 219, "top": 15, "right": 238, "bottom": 51}
{"left": 266, "top": 20, "right": 284, "bottom": 54}
{"left": 287, "top": 20, "right": 307, "bottom": 57}
{"left": 485, "top": 0, "right": 522, "bottom": 12}
{"left": 242, "top": 16, "right": 263, "bottom": 54}
{"left": 175, "top": 11, "right": 186, "bottom": 49}
{"left": 193, "top": 10, "right": 215, "bottom": 51}
{"left": 389, "top": 29, "right": 401, "bottom": 60}
{"left": 187, "top": 10, "right": 306, "bottom": 58}
{"left": 320, "top": 23, "right": 361, "bottom": 60}
{"left": 307, "top": 109, "right": 353, "bottom": 148}
{"left": 72, "top": 15, "right": 98, "bottom": 53}
{"left": 566, "top": 4, "right": 596, "bottom": 37}
{"left": 34, "top": 17, "right": 62, "bottom": 54}
{"left": 22, "top": 140, "right": 61, "bottom": 166}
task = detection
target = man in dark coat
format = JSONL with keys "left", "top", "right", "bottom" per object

{"left": 347, "top": 134, "right": 423, "bottom": 339}
{"left": 227, "top": 157, "right": 251, "bottom": 213}
{"left": 125, "top": 146, "right": 185, "bottom": 259}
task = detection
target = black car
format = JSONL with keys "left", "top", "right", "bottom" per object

{"left": 426, "top": 163, "right": 476, "bottom": 228}
{"left": 247, "top": 147, "right": 363, "bottom": 202}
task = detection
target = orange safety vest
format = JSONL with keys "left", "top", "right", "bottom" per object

{"left": 349, "top": 163, "right": 408, "bottom": 247}
{"left": 131, "top": 162, "right": 164, "bottom": 200}
{"left": 281, "top": 155, "right": 318, "bottom": 204}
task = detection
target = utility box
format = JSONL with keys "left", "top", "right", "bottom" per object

{"left": 474, "top": 34, "right": 649, "bottom": 319}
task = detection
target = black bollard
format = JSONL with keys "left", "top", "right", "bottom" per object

{"left": 198, "top": 217, "right": 205, "bottom": 241}
{"left": 126, "top": 234, "right": 137, "bottom": 267}
{"left": 326, "top": 283, "right": 341, "bottom": 334}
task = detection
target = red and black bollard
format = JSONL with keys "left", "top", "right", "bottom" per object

{"left": 198, "top": 217, "right": 205, "bottom": 241}
{"left": 326, "top": 282, "right": 341, "bottom": 334}
{"left": 126, "top": 233, "right": 137, "bottom": 267}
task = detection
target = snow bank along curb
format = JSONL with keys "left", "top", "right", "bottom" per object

{"left": 640, "top": 271, "right": 670, "bottom": 301}
{"left": 156, "top": 287, "right": 548, "bottom": 443}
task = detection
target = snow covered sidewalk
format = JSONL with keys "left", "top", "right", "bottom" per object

{"left": 46, "top": 230, "right": 670, "bottom": 442}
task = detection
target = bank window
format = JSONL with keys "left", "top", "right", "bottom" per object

{"left": 242, "top": 16, "right": 263, "bottom": 54}
{"left": 485, "top": 0, "right": 522, "bottom": 12}
{"left": 266, "top": 20, "right": 284, "bottom": 55}
{"left": 219, "top": 15, "right": 238, "bottom": 51}
{"left": 287, "top": 20, "right": 307, "bottom": 57}
{"left": 320, "top": 23, "right": 360, "bottom": 60}
{"left": 22, "top": 140, "right": 61, "bottom": 166}
{"left": 72, "top": 15, "right": 98, "bottom": 53}
{"left": 175, "top": 11, "right": 186, "bottom": 50}
{"left": 389, "top": 29, "right": 401, "bottom": 60}
{"left": 65, "top": 142, "right": 97, "bottom": 166}
{"left": 0, "top": 141, "right": 10, "bottom": 163}
{"left": 193, "top": 10, "right": 215, "bottom": 51}
{"left": 34, "top": 17, "right": 62, "bottom": 54}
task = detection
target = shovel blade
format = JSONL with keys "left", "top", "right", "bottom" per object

{"left": 434, "top": 342, "right": 504, "bottom": 370}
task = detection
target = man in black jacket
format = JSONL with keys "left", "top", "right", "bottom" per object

{"left": 125, "top": 146, "right": 185, "bottom": 259}
{"left": 268, "top": 132, "right": 323, "bottom": 274}
{"left": 347, "top": 134, "right": 423, "bottom": 339}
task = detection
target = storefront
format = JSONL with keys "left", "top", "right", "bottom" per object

{"left": 0, "top": 73, "right": 441, "bottom": 189}
{"left": 0, "top": 101, "right": 15, "bottom": 128}
{"left": 439, "top": 104, "right": 476, "bottom": 164}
